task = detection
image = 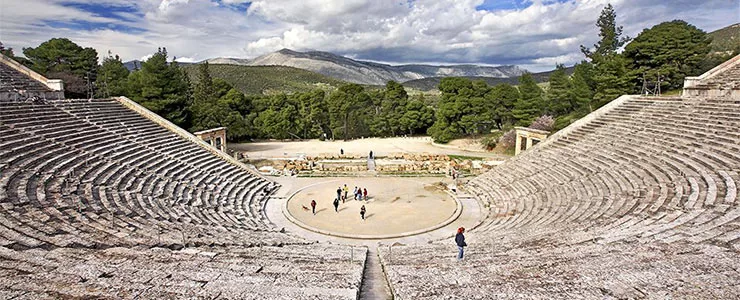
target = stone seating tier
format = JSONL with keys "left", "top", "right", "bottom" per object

{"left": 382, "top": 94, "right": 740, "bottom": 299}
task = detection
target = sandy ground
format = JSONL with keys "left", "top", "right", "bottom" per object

{"left": 286, "top": 178, "right": 457, "bottom": 236}
{"left": 228, "top": 136, "right": 508, "bottom": 159}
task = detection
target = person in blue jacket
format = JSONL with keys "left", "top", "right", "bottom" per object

{"left": 455, "top": 227, "right": 467, "bottom": 260}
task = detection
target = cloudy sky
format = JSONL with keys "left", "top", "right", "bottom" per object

{"left": 0, "top": 0, "right": 737, "bottom": 71}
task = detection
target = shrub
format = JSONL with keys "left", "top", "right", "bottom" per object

{"left": 529, "top": 115, "right": 554, "bottom": 131}
{"left": 498, "top": 129, "right": 517, "bottom": 149}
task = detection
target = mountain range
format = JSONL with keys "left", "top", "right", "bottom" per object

{"left": 125, "top": 48, "right": 526, "bottom": 85}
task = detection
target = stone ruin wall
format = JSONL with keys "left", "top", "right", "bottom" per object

{"left": 241, "top": 152, "right": 497, "bottom": 176}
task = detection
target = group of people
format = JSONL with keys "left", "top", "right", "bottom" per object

{"left": 308, "top": 183, "right": 371, "bottom": 220}
{"left": 336, "top": 184, "right": 369, "bottom": 203}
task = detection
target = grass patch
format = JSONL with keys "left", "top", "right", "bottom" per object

{"left": 448, "top": 154, "right": 486, "bottom": 161}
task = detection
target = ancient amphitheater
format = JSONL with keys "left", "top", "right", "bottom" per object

{"left": 1, "top": 51, "right": 739, "bottom": 299}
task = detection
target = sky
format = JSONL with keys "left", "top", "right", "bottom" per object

{"left": 0, "top": 0, "right": 738, "bottom": 72}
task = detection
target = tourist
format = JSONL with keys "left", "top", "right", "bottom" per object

{"left": 455, "top": 227, "right": 467, "bottom": 260}
{"left": 363, "top": 188, "right": 368, "bottom": 201}
{"left": 369, "top": 150, "right": 373, "bottom": 159}
{"left": 311, "top": 200, "right": 317, "bottom": 215}
{"left": 353, "top": 186, "right": 359, "bottom": 200}
{"left": 336, "top": 187, "right": 342, "bottom": 201}
{"left": 333, "top": 197, "right": 339, "bottom": 212}
{"left": 340, "top": 148, "right": 344, "bottom": 155}
{"left": 360, "top": 205, "right": 366, "bottom": 220}
{"left": 343, "top": 184, "right": 349, "bottom": 200}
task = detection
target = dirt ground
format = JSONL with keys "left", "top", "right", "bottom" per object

{"left": 286, "top": 178, "right": 457, "bottom": 236}
{"left": 228, "top": 136, "right": 508, "bottom": 159}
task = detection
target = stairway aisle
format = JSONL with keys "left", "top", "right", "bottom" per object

{"left": 359, "top": 247, "right": 392, "bottom": 300}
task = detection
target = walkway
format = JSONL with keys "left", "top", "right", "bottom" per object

{"left": 360, "top": 247, "right": 392, "bottom": 300}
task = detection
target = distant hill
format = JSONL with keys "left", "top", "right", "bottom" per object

{"left": 123, "top": 59, "right": 194, "bottom": 71}
{"left": 709, "top": 23, "right": 740, "bottom": 53}
{"left": 182, "top": 64, "right": 345, "bottom": 95}
{"left": 403, "top": 66, "right": 575, "bottom": 91}
{"left": 126, "top": 49, "right": 526, "bottom": 86}
{"left": 244, "top": 49, "right": 526, "bottom": 85}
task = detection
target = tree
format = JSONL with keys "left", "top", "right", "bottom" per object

{"left": 512, "top": 73, "right": 544, "bottom": 126}
{"left": 400, "top": 98, "right": 435, "bottom": 135}
{"left": 580, "top": 3, "right": 630, "bottom": 59}
{"left": 327, "top": 84, "right": 372, "bottom": 140}
{"left": 428, "top": 77, "right": 489, "bottom": 143}
{"left": 546, "top": 64, "right": 573, "bottom": 116}
{"left": 127, "top": 48, "right": 191, "bottom": 127}
{"left": 570, "top": 61, "right": 595, "bottom": 112}
{"left": 580, "top": 4, "right": 632, "bottom": 108}
{"left": 592, "top": 54, "right": 632, "bottom": 107}
{"left": 487, "top": 83, "right": 519, "bottom": 129}
{"left": 296, "top": 89, "right": 329, "bottom": 139}
{"left": 95, "top": 52, "right": 129, "bottom": 98}
{"left": 624, "top": 20, "right": 711, "bottom": 91}
{"left": 23, "top": 38, "right": 98, "bottom": 98}
{"left": 369, "top": 81, "right": 409, "bottom": 136}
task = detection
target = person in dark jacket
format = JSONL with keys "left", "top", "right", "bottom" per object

{"left": 360, "top": 205, "right": 366, "bottom": 220}
{"left": 311, "top": 200, "right": 317, "bottom": 215}
{"left": 455, "top": 227, "right": 467, "bottom": 260}
{"left": 336, "top": 187, "right": 342, "bottom": 201}
{"left": 333, "top": 197, "right": 339, "bottom": 212}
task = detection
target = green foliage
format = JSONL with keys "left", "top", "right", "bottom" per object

{"left": 428, "top": 77, "right": 494, "bottom": 143}
{"left": 546, "top": 64, "right": 573, "bottom": 115}
{"left": 126, "top": 48, "right": 191, "bottom": 128}
{"left": 592, "top": 53, "right": 633, "bottom": 107}
{"left": 487, "top": 83, "right": 520, "bottom": 129}
{"left": 23, "top": 38, "right": 98, "bottom": 98}
{"left": 513, "top": 73, "right": 544, "bottom": 126}
{"left": 327, "top": 83, "right": 373, "bottom": 140}
{"left": 624, "top": 20, "right": 711, "bottom": 91}
{"left": 95, "top": 53, "right": 129, "bottom": 98}
{"left": 570, "top": 61, "right": 595, "bottom": 112}
{"left": 580, "top": 3, "right": 630, "bottom": 59}
{"left": 183, "top": 64, "right": 344, "bottom": 95}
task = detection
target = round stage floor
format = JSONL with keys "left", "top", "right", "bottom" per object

{"left": 285, "top": 178, "right": 459, "bottom": 238}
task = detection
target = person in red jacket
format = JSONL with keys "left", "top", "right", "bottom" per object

{"left": 363, "top": 188, "right": 368, "bottom": 201}
{"left": 311, "top": 200, "right": 317, "bottom": 215}
{"left": 455, "top": 227, "right": 467, "bottom": 260}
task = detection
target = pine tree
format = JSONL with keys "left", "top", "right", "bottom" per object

{"left": 546, "top": 64, "right": 572, "bottom": 116}
{"left": 570, "top": 62, "right": 595, "bottom": 112}
{"left": 513, "top": 73, "right": 544, "bottom": 126}
{"left": 580, "top": 3, "right": 630, "bottom": 59}
{"left": 95, "top": 52, "right": 129, "bottom": 98}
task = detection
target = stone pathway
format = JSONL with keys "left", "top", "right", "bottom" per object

{"left": 359, "top": 247, "right": 392, "bottom": 300}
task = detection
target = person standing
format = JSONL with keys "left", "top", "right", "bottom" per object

{"left": 360, "top": 205, "right": 366, "bottom": 220}
{"left": 363, "top": 188, "right": 368, "bottom": 201}
{"left": 343, "top": 184, "right": 349, "bottom": 201}
{"left": 369, "top": 150, "right": 373, "bottom": 159}
{"left": 353, "top": 186, "right": 359, "bottom": 200}
{"left": 311, "top": 200, "right": 317, "bottom": 215}
{"left": 333, "top": 197, "right": 339, "bottom": 212}
{"left": 455, "top": 227, "right": 467, "bottom": 260}
{"left": 340, "top": 148, "right": 344, "bottom": 155}
{"left": 336, "top": 187, "right": 342, "bottom": 202}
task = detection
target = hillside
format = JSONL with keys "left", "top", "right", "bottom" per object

{"left": 182, "top": 64, "right": 345, "bottom": 95}
{"left": 403, "top": 66, "right": 575, "bottom": 91}
{"left": 709, "top": 23, "right": 740, "bottom": 53}
{"left": 245, "top": 49, "right": 526, "bottom": 85}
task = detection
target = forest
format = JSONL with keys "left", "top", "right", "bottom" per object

{"left": 1, "top": 4, "right": 735, "bottom": 147}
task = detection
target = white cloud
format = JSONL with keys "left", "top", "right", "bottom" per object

{"left": 0, "top": 0, "right": 736, "bottom": 72}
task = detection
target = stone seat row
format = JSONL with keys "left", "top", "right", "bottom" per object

{"left": 0, "top": 100, "right": 285, "bottom": 251}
